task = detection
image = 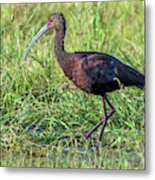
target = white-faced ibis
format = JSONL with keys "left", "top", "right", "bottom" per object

{"left": 23, "top": 12, "right": 144, "bottom": 141}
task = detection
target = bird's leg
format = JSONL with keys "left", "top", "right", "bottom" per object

{"left": 84, "top": 119, "right": 104, "bottom": 139}
{"left": 83, "top": 96, "right": 107, "bottom": 138}
{"left": 98, "top": 96, "right": 115, "bottom": 141}
{"left": 98, "top": 97, "right": 108, "bottom": 141}
{"left": 84, "top": 96, "right": 115, "bottom": 139}
{"left": 105, "top": 95, "right": 115, "bottom": 118}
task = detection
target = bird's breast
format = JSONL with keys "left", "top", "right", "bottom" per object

{"left": 70, "top": 60, "right": 91, "bottom": 93}
{"left": 59, "top": 57, "right": 91, "bottom": 93}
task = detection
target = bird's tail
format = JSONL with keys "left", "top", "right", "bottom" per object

{"left": 121, "top": 65, "right": 145, "bottom": 90}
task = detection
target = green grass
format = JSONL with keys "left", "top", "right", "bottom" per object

{"left": 1, "top": 1, "right": 145, "bottom": 169}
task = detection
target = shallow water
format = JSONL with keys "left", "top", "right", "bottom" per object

{"left": 1, "top": 138, "right": 144, "bottom": 169}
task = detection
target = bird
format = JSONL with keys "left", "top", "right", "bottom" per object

{"left": 23, "top": 12, "right": 144, "bottom": 142}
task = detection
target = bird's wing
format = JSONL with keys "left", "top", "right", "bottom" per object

{"left": 81, "top": 54, "right": 118, "bottom": 83}
{"left": 81, "top": 54, "right": 107, "bottom": 69}
{"left": 81, "top": 53, "right": 144, "bottom": 90}
{"left": 81, "top": 53, "right": 118, "bottom": 69}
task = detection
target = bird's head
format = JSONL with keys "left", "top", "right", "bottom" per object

{"left": 23, "top": 12, "right": 65, "bottom": 61}
{"left": 48, "top": 12, "right": 66, "bottom": 30}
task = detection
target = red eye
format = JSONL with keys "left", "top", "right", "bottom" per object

{"left": 48, "top": 19, "right": 53, "bottom": 27}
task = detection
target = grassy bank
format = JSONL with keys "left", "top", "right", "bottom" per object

{"left": 1, "top": 1, "right": 144, "bottom": 169}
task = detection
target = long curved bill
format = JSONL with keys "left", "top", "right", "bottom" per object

{"left": 23, "top": 24, "right": 49, "bottom": 61}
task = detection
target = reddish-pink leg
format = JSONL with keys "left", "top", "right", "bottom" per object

{"left": 84, "top": 95, "right": 115, "bottom": 140}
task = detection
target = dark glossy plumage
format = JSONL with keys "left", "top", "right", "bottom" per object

{"left": 61, "top": 52, "right": 144, "bottom": 96}
{"left": 24, "top": 12, "right": 144, "bottom": 143}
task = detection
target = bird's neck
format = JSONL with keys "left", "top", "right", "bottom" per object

{"left": 54, "top": 24, "right": 73, "bottom": 79}
{"left": 54, "top": 27, "right": 68, "bottom": 64}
